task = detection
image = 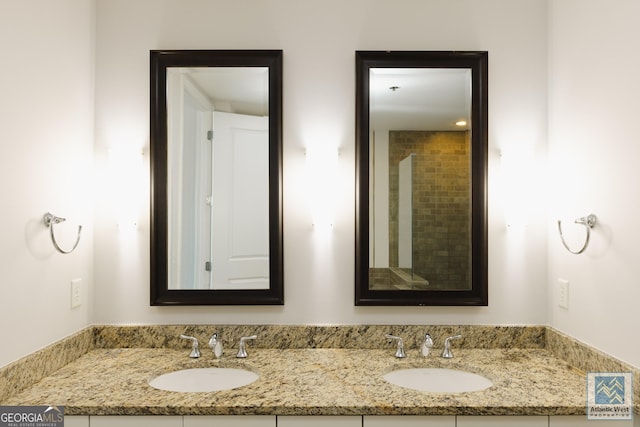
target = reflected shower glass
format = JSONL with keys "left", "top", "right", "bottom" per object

{"left": 398, "top": 153, "right": 414, "bottom": 276}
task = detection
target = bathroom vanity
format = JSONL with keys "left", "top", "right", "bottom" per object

{"left": 1, "top": 325, "right": 638, "bottom": 427}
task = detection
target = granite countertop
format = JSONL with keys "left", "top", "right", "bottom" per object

{"left": 5, "top": 347, "right": 587, "bottom": 416}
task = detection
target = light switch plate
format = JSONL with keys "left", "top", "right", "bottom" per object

{"left": 71, "top": 278, "right": 82, "bottom": 308}
{"left": 558, "top": 278, "right": 569, "bottom": 309}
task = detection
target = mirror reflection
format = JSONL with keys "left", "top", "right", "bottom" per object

{"left": 369, "top": 68, "right": 472, "bottom": 291}
{"left": 355, "top": 51, "right": 488, "bottom": 306}
{"left": 150, "top": 50, "right": 283, "bottom": 305}
{"left": 167, "top": 67, "right": 270, "bottom": 290}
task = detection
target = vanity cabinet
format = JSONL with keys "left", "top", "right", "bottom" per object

{"left": 63, "top": 415, "right": 639, "bottom": 426}
{"left": 363, "top": 415, "right": 455, "bottom": 426}
{"left": 69, "top": 415, "right": 277, "bottom": 427}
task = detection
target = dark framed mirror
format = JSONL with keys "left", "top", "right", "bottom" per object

{"left": 355, "top": 51, "right": 488, "bottom": 306}
{"left": 150, "top": 50, "right": 283, "bottom": 305}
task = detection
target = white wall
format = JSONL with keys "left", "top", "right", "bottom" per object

{"left": 93, "top": 0, "right": 549, "bottom": 326}
{"left": 2, "top": 0, "right": 637, "bottom": 372}
{"left": 548, "top": 0, "right": 640, "bottom": 367}
{"left": 0, "top": 0, "right": 95, "bottom": 367}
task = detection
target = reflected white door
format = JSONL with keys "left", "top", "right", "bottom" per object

{"left": 167, "top": 77, "right": 213, "bottom": 290}
{"left": 211, "top": 111, "right": 269, "bottom": 290}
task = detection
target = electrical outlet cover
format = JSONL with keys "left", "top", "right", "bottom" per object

{"left": 71, "top": 278, "right": 82, "bottom": 308}
{"left": 558, "top": 278, "right": 569, "bottom": 309}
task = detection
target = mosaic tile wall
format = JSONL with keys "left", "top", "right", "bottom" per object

{"left": 388, "top": 130, "right": 471, "bottom": 289}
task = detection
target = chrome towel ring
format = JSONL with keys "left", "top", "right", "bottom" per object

{"left": 43, "top": 212, "right": 82, "bottom": 254}
{"left": 557, "top": 214, "right": 597, "bottom": 255}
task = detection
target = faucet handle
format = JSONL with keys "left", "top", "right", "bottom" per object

{"left": 180, "top": 334, "right": 201, "bottom": 358}
{"left": 385, "top": 334, "right": 406, "bottom": 358}
{"left": 441, "top": 334, "right": 462, "bottom": 359}
{"left": 237, "top": 335, "right": 257, "bottom": 358}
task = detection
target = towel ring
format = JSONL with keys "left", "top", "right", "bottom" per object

{"left": 557, "top": 214, "right": 597, "bottom": 255}
{"left": 43, "top": 212, "right": 82, "bottom": 254}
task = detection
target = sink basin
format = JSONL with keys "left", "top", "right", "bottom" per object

{"left": 149, "top": 367, "right": 259, "bottom": 392}
{"left": 383, "top": 368, "right": 492, "bottom": 393}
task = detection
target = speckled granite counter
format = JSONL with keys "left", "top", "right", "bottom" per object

{"left": 4, "top": 347, "right": 586, "bottom": 416}
{"left": 1, "top": 325, "right": 638, "bottom": 416}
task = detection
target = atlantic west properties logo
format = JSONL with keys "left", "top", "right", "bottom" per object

{"left": 0, "top": 406, "right": 64, "bottom": 427}
{"left": 587, "top": 372, "right": 633, "bottom": 420}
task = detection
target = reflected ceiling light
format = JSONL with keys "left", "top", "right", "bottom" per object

{"left": 455, "top": 120, "right": 467, "bottom": 127}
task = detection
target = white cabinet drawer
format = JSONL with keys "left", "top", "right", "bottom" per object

{"left": 550, "top": 415, "right": 635, "bottom": 426}
{"left": 364, "top": 415, "right": 455, "bottom": 426}
{"left": 277, "top": 416, "right": 362, "bottom": 427}
{"left": 184, "top": 415, "right": 276, "bottom": 426}
{"left": 89, "top": 416, "right": 183, "bottom": 427}
{"left": 64, "top": 416, "right": 89, "bottom": 427}
{"left": 457, "top": 416, "right": 548, "bottom": 427}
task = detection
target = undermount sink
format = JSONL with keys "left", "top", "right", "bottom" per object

{"left": 383, "top": 368, "right": 493, "bottom": 393}
{"left": 149, "top": 367, "right": 259, "bottom": 392}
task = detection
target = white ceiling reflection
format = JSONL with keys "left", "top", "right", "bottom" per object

{"left": 370, "top": 68, "right": 471, "bottom": 131}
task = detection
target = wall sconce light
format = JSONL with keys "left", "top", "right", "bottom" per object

{"left": 108, "top": 147, "right": 144, "bottom": 229}
{"left": 305, "top": 145, "right": 339, "bottom": 229}
{"left": 500, "top": 147, "right": 534, "bottom": 230}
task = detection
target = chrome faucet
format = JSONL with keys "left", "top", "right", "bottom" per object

{"left": 180, "top": 334, "right": 201, "bottom": 358}
{"left": 421, "top": 333, "right": 434, "bottom": 357}
{"left": 385, "top": 334, "right": 406, "bottom": 358}
{"left": 208, "top": 333, "right": 224, "bottom": 359}
{"left": 441, "top": 334, "right": 462, "bottom": 359}
{"left": 236, "top": 335, "right": 257, "bottom": 358}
